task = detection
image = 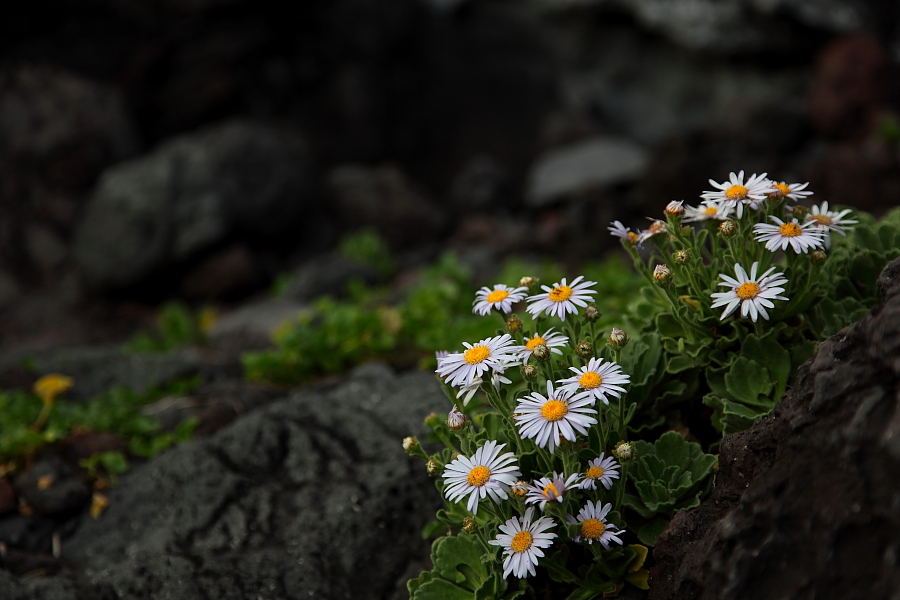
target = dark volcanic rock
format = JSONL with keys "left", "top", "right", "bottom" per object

{"left": 0, "top": 363, "right": 445, "bottom": 599}
{"left": 74, "top": 120, "right": 321, "bottom": 290}
{"left": 15, "top": 456, "right": 91, "bottom": 517}
{"left": 651, "top": 256, "right": 900, "bottom": 600}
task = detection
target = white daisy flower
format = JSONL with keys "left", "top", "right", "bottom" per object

{"left": 513, "top": 328, "right": 569, "bottom": 362}
{"left": 766, "top": 180, "right": 813, "bottom": 202}
{"left": 526, "top": 276, "right": 597, "bottom": 321}
{"left": 567, "top": 501, "right": 624, "bottom": 549}
{"left": 454, "top": 357, "right": 515, "bottom": 405}
{"left": 579, "top": 453, "right": 620, "bottom": 491}
{"left": 515, "top": 381, "right": 598, "bottom": 453}
{"left": 805, "top": 201, "right": 857, "bottom": 249}
{"left": 443, "top": 440, "right": 521, "bottom": 515}
{"left": 682, "top": 201, "right": 733, "bottom": 223}
{"left": 556, "top": 357, "right": 630, "bottom": 406}
{"left": 701, "top": 171, "right": 773, "bottom": 218}
{"left": 488, "top": 507, "right": 557, "bottom": 580}
{"left": 437, "top": 334, "right": 519, "bottom": 389}
{"left": 472, "top": 284, "right": 528, "bottom": 316}
{"left": 608, "top": 221, "right": 642, "bottom": 247}
{"left": 753, "top": 216, "right": 825, "bottom": 254}
{"left": 710, "top": 261, "right": 788, "bottom": 322}
{"left": 525, "top": 471, "right": 582, "bottom": 511}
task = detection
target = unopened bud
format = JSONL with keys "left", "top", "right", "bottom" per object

{"left": 613, "top": 441, "right": 634, "bottom": 463}
{"left": 792, "top": 205, "right": 809, "bottom": 219}
{"left": 447, "top": 407, "right": 466, "bottom": 430}
{"left": 673, "top": 249, "right": 690, "bottom": 265}
{"left": 665, "top": 200, "right": 685, "bottom": 216}
{"left": 462, "top": 517, "right": 476, "bottom": 533}
{"left": 510, "top": 481, "right": 529, "bottom": 497}
{"left": 811, "top": 250, "right": 827, "bottom": 263}
{"left": 521, "top": 364, "right": 538, "bottom": 380}
{"left": 653, "top": 264, "right": 672, "bottom": 283}
{"left": 583, "top": 304, "right": 601, "bottom": 323}
{"left": 423, "top": 413, "right": 441, "bottom": 429}
{"left": 506, "top": 314, "right": 523, "bottom": 333}
{"left": 645, "top": 220, "right": 667, "bottom": 238}
{"left": 426, "top": 459, "right": 441, "bottom": 476}
{"left": 519, "top": 276, "right": 538, "bottom": 289}
{"left": 576, "top": 340, "right": 593, "bottom": 358}
{"left": 531, "top": 343, "right": 550, "bottom": 361}
{"left": 718, "top": 220, "right": 737, "bottom": 237}
{"left": 403, "top": 437, "right": 419, "bottom": 454}
{"left": 607, "top": 327, "right": 628, "bottom": 349}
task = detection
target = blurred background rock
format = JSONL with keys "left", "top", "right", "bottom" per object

{"left": 1, "top": 0, "right": 900, "bottom": 358}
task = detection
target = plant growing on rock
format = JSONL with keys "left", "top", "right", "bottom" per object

{"left": 405, "top": 174, "right": 900, "bottom": 597}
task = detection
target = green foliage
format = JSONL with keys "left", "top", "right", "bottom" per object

{"left": 79, "top": 451, "right": 129, "bottom": 485}
{"left": 339, "top": 227, "right": 395, "bottom": 277}
{"left": 0, "top": 376, "right": 201, "bottom": 465}
{"left": 623, "top": 432, "right": 718, "bottom": 528}
{"left": 408, "top": 533, "right": 526, "bottom": 600}
{"left": 243, "top": 254, "right": 645, "bottom": 386}
{"left": 126, "top": 301, "right": 209, "bottom": 352}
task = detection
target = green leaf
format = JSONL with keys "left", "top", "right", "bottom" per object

{"left": 433, "top": 533, "right": 489, "bottom": 591}
{"left": 740, "top": 335, "right": 790, "bottom": 399}
{"left": 724, "top": 357, "right": 772, "bottom": 408}
{"left": 410, "top": 575, "right": 475, "bottom": 600}
{"left": 421, "top": 520, "right": 444, "bottom": 539}
{"left": 637, "top": 517, "right": 670, "bottom": 546}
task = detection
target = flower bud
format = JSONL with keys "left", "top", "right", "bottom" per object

{"left": 613, "top": 441, "right": 634, "bottom": 463}
{"left": 718, "top": 220, "right": 737, "bottom": 237}
{"left": 510, "top": 481, "right": 529, "bottom": 497}
{"left": 519, "top": 276, "right": 538, "bottom": 289}
{"left": 792, "top": 205, "right": 809, "bottom": 219}
{"left": 462, "top": 517, "right": 476, "bottom": 533}
{"left": 402, "top": 437, "right": 419, "bottom": 454}
{"left": 645, "top": 220, "right": 667, "bottom": 239}
{"left": 811, "top": 250, "right": 827, "bottom": 263}
{"left": 531, "top": 343, "right": 550, "bottom": 361}
{"left": 653, "top": 264, "right": 672, "bottom": 283}
{"left": 447, "top": 407, "right": 466, "bottom": 431}
{"left": 426, "top": 459, "right": 441, "bottom": 476}
{"left": 521, "top": 364, "right": 538, "bottom": 380}
{"left": 607, "top": 327, "right": 628, "bottom": 349}
{"left": 423, "top": 413, "right": 442, "bottom": 429}
{"left": 576, "top": 340, "right": 593, "bottom": 358}
{"left": 583, "top": 303, "right": 601, "bottom": 323}
{"left": 506, "top": 314, "right": 523, "bottom": 333}
{"left": 673, "top": 249, "right": 690, "bottom": 264}
{"left": 665, "top": 200, "right": 685, "bottom": 216}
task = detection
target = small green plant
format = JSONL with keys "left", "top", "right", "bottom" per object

{"left": 0, "top": 376, "right": 202, "bottom": 469}
{"left": 79, "top": 450, "right": 129, "bottom": 486}
{"left": 404, "top": 174, "right": 898, "bottom": 598}
{"left": 126, "top": 301, "right": 212, "bottom": 353}
{"left": 340, "top": 227, "right": 395, "bottom": 277}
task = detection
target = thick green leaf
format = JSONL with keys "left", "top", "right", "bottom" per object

{"left": 637, "top": 517, "right": 670, "bottom": 546}
{"left": 433, "top": 534, "right": 489, "bottom": 590}
{"left": 724, "top": 357, "right": 772, "bottom": 408}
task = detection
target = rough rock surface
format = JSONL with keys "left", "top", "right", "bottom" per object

{"left": 0, "top": 363, "right": 445, "bottom": 599}
{"left": 650, "top": 256, "right": 900, "bottom": 600}
{"left": 74, "top": 120, "right": 319, "bottom": 290}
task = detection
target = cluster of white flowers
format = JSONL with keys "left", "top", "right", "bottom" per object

{"left": 609, "top": 172, "right": 857, "bottom": 324}
{"left": 432, "top": 274, "right": 632, "bottom": 580}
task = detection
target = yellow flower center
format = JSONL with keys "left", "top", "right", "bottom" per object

{"left": 541, "top": 399, "right": 568, "bottom": 422}
{"left": 511, "top": 530, "right": 533, "bottom": 553}
{"left": 486, "top": 289, "right": 510, "bottom": 303}
{"left": 467, "top": 465, "right": 491, "bottom": 487}
{"left": 779, "top": 222, "right": 803, "bottom": 237}
{"left": 549, "top": 286, "right": 573, "bottom": 302}
{"left": 703, "top": 206, "right": 718, "bottom": 216}
{"left": 581, "top": 518, "right": 606, "bottom": 540}
{"left": 542, "top": 482, "right": 560, "bottom": 501}
{"left": 736, "top": 282, "right": 760, "bottom": 300}
{"left": 578, "top": 372, "right": 602, "bottom": 389}
{"left": 809, "top": 214, "right": 833, "bottom": 226}
{"left": 464, "top": 346, "right": 491, "bottom": 365}
{"left": 626, "top": 232, "right": 640, "bottom": 245}
{"left": 774, "top": 182, "right": 791, "bottom": 197}
{"left": 586, "top": 465, "right": 604, "bottom": 480}
{"left": 525, "top": 336, "right": 547, "bottom": 351}
{"left": 725, "top": 184, "right": 748, "bottom": 200}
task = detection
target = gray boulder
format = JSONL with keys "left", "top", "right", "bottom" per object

{"left": 75, "top": 121, "right": 318, "bottom": 289}
{"left": 525, "top": 136, "right": 649, "bottom": 207}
